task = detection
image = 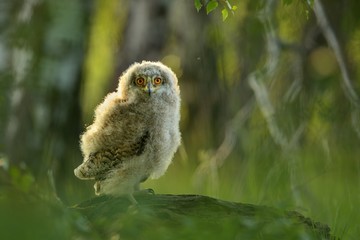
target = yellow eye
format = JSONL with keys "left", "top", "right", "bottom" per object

{"left": 136, "top": 77, "right": 145, "bottom": 86}
{"left": 154, "top": 77, "right": 162, "bottom": 85}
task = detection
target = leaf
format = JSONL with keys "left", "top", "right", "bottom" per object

{"left": 222, "top": 8, "right": 229, "bottom": 21}
{"left": 206, "top": 0, "right": 218, "bottom": 15}
{"left": 232, "top": 5, "right": 238, "bottom": 11}
{"left": 194, "top": 0, "right": 203, "bottom": 12}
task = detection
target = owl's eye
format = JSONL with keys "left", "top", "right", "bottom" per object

{"left": 135, "top": 77, "right": 145, "bottom": 86}
{"left": 154, "top": 77, "right": 162, "bottom": 85}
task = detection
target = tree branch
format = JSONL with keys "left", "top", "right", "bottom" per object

{"left": 313, "top": 0, "right": 360, "bottom": 107}
{"left": 72, "top": 194, "right": 337, "bottom": 239}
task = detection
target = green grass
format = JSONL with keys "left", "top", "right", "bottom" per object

{"left": 1, "top": 127, "right": 359, "bottom": 239}
{"left": 144, "top": 141, "right": 360, "bottom": 239}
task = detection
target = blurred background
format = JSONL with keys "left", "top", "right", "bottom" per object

{"left": 1, "top": 0, "right": 360, "bottom": 239}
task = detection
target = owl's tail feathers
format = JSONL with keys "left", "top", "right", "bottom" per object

{"left": 74, "top": 158, "right": 104, "bottom": 180}
{"left": 74, "top": 163, "right": 95, "bottom": 180}
{"left": 74, "top": 152, "right": 114, "bottom": 180}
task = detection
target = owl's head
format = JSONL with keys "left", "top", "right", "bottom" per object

{"left": 117, "top": 61, "right": 180, "bottom": 102}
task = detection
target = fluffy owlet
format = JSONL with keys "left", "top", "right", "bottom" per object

{"left": 74, "top": 61, "right": 181, "bottom": 199}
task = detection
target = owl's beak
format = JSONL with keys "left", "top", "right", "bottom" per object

{"left": 144, "top": 82, "right": 153, "bottom": 96}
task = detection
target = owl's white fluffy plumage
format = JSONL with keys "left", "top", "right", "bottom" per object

{"left": 74, "top": 61, "right": 181, "bottom": 196}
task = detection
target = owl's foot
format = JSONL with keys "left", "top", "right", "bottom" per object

{"left": 127, "top": 194, "right": 139, "bottom": 214}
{"left": 127, "top": 189, "right": 154, "bottom": 213}
{"left": 128, "top": 194, "right": 138, "bottom": 205}
{"left": 127, "top": 189, "right": 154, "bottom": 209}
{"left": 94, "top": 181, "right": 101, "bottom": 195}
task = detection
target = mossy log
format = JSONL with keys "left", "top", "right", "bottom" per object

{"left": 72, "top": 194, "right": 337, "bottom": 240}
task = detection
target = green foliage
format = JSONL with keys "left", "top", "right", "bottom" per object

{"left": 221, "top": 8, "right": 229, "bottom": 21}
{"left": 0, "top": 172, "right": 334, "bottom": 240}
{"left": 206, "top": 0, "right": 219, "bottom": 14}
{"left": 194, "top": 0, "right": 238, "bottom": 21}
{"left": 9, "top": 166, "right": 35, "bottom": 193}
{"left": 195, "top": 0, "right": 202, "bottom": 12}
{"left": 0, "top": 176, "right": 78, "bottom": 240}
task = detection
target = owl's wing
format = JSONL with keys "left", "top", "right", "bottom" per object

{"left": 74, "top": 131, "right": 149, "bottom": 180}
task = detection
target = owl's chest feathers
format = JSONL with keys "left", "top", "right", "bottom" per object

{"left": 137, "top": 98, "right": 178, "bottom": 143}
{"left": 108, "top": 97, "right": 178, "bottom": 150}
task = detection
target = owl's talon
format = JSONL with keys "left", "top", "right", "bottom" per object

{"left": 144, "top": 188, "right": 155, "bottom": 195}
{"left": 134, "top": 188, "right": 155, "bottom": 196}
{"left": 127, "top": 204, "right": 139, "bottom": 215}
{"left": 128, "top": 194, "right": 138, "bottom": 205}
{"left": 127, "top": 195, "right": 139, "bottom": 214}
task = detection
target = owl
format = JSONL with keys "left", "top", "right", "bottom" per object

{"left": 74, "top": 61, "right": 181, "bottom": 201}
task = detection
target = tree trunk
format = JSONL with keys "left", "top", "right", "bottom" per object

{"left": 2, "top": 0, "right": 91, "bottom": 195}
